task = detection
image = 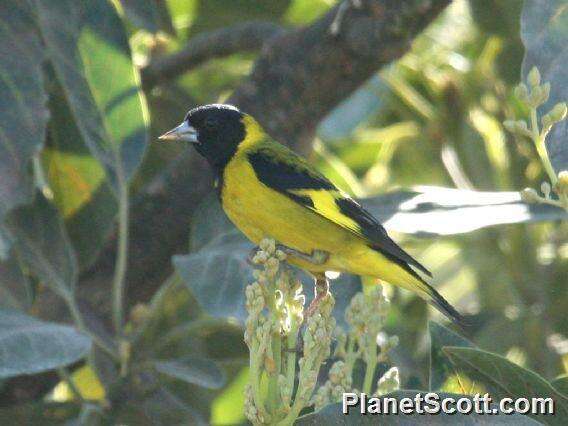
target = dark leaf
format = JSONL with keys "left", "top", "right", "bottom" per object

{"left": 5, "top": 193, "right": 78, "bottom": 298}
{"left": 0, "top": 0, "right": 49, "bottom": 222}
{"left": 363, "top": 186, "right": 568, "bottom": 237}
{"left": 140, "top": 386, "right": 207, "bottom": 425}
{"left": 0, "top": 228, "right": 12, "bottom": 259}
{"left": 0, "top": 251, "right": 33, "bottom": 311}
{"left": 428, "top": 321, "right": 474, "bottom": 391}
{"left": 551, "top": 376, "right": 568, "bottom": 397}
{"left": 0, "top": 229, "right": 32, "bottom": 311}
{"left": 154, "top": 358, "right": 225, "bottom": 390}
{"left": 43, "top": 69, "right": 117, "bottom": 270}
{"left": 120, "top": 0, "right": 175, "bottom": 34}
{"left": 34, "top": 0, "right": 149, "bottom": 191}
{"left": 296, "top": 390, "right": 540, "bottom": 424}
{"left": 0, "top": 402, "right": 80, "bottom": 425}
{"left": 324, "top": 274, "right": 362, "bottom": 330}
{"left": 189, "top": 192, "right": 236, "bottom": 252}
{"left": 174, "top": 231, "right": 254, "bottom": 322}
{"left": 444, "top": 346, "right": 568, "bottom": 424}
{"left": 521, "top": 0, "right": 568, "bottom": 173}
{"left": 0, "top": 309, "right": 91, "bottom": 379}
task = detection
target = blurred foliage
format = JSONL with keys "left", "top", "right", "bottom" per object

{"left": 0, "top": 0, "right": 567, "bottom": 424}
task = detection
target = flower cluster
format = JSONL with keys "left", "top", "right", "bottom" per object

{"left": 312, "top": 285, "right": 400, "bottom": 410}
{"left": 243, "top": 239, "right": 399, "bottom": 424}
{"left": 504, "top": 66, "right": 568, "bottom": 210}
{"left": 243, "top": 239, "right": 336, "bottom": 425}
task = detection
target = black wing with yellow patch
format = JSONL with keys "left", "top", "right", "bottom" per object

{"left": 248, "top": 146, "right": 432, "bottom": 278}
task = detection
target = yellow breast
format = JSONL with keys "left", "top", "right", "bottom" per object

{"left": 220, "top": 156, "right": 359, "bottom": 274}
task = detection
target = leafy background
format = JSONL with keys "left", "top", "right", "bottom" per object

{"left": 0, "top": 0, "right": 567, "bottom": 424}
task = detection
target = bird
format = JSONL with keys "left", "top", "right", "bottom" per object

{"left": 159, "top": 103, "right": 464, "bottom": 325}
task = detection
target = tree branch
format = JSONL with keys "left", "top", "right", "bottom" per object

{"left": 141, "top": 21, "right": 285, "bottom": 90}
{"left": 230, "top": 0, "right": 451, "bottom": 148}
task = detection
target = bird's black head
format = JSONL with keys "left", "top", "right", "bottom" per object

{"left": 159, "top": 104, "right": 245, "bottom": 171}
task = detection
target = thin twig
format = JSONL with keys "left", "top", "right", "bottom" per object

{"left": 530, "top": 108, "right": 557, "bottom": 186}
{"left": 142, "top": 21, "right": 285, "bottom": 89}
{"left": 112, "top": 178, "right": 130, "bottom": 378}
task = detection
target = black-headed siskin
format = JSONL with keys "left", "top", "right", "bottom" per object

{"left": 159, "top": 104, "right": 464, "bottom": 325}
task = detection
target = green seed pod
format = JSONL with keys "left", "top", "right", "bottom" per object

{"left": 540, "top": 82, "right": 551, "bottom": 104}
{"left": 541, "top": 113, "right": 552, "bottom": 131}
{"left": 549, "top": 102, "right": 567, "bottom": 123}
{"left": 528, "top": 66, "right": 541, "bottom": 87}
{"left": 528, "top": 86, "right": 544, "bottom": 107}
{"left": 514, "top": 83, "right": 529, "bottom": 101}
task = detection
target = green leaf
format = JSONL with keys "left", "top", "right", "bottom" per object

{"left": 0, "top": 309, "right": 91, "bottom": 379}
{"left": 363, "top": 186, "right": 568, "bottom": 236}
{"left": 296, "top": 390, "right": 540, "bottom": 424}
{"left": 0, "top": 251, "right": 32, "bottom": 311}
{"left": 4, "top": 193, "right": 78, "bottom": 298}
{"left": 284, "top": 0, "right": 333, "bottom": 25}
{"left": 154, "top": 357, "right": 225, "bottom": 389}
{"left": 0, "top": 0, "right": 49, "bottom": 222}
{"left": 444, "top": 346, "right": 568, "bottom": 424}
{"left": 211, "top": 367, "right": 248, "bottom": 425}
{"left": 43, "top": 70, "right": 117, "bottom": 269}
{"left": 521, "top": 0, "right": 568, "bottom": 172}
{"left": 34, "top": 0, "right": 149, "bottom": 192}
{"left": 428, "top": 321, "right": 474, "bottom": 391}
{"left": 190, "top": 0, "right": 290, "bottom": 35}
{"left": 119, "top": 0, "right": 175, "bottom": 34}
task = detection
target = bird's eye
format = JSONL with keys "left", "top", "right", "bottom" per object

{"left": 204, "top": 118, "right": 217, "bottom": 129}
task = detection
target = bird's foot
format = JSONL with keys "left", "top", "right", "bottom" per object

{"left": 329, "top": 0, "right": 365, "bottom": 36}
{"left": 305, "top": 276, "right": 330, "bottom": 317}
{"left": 275, "top": 244, "right": 330, "bottom": 265}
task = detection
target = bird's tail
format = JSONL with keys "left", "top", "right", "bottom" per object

{"left": 389, "top": 261, "right": 466, "bottom": 327}
{"left": 417, "top": 279, "right": 467, "bottom": 327}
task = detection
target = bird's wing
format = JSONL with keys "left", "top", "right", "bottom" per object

{"left": 248, "top": 145, "right": 431, "bottom": 277}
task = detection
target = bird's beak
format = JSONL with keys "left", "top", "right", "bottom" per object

{"left": 158, "top": 122, "right": 198, "bottom": 143}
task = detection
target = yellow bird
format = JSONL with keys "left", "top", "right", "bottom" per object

{"left": 160, "top": 104, "right": 464, "bottom": 324}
